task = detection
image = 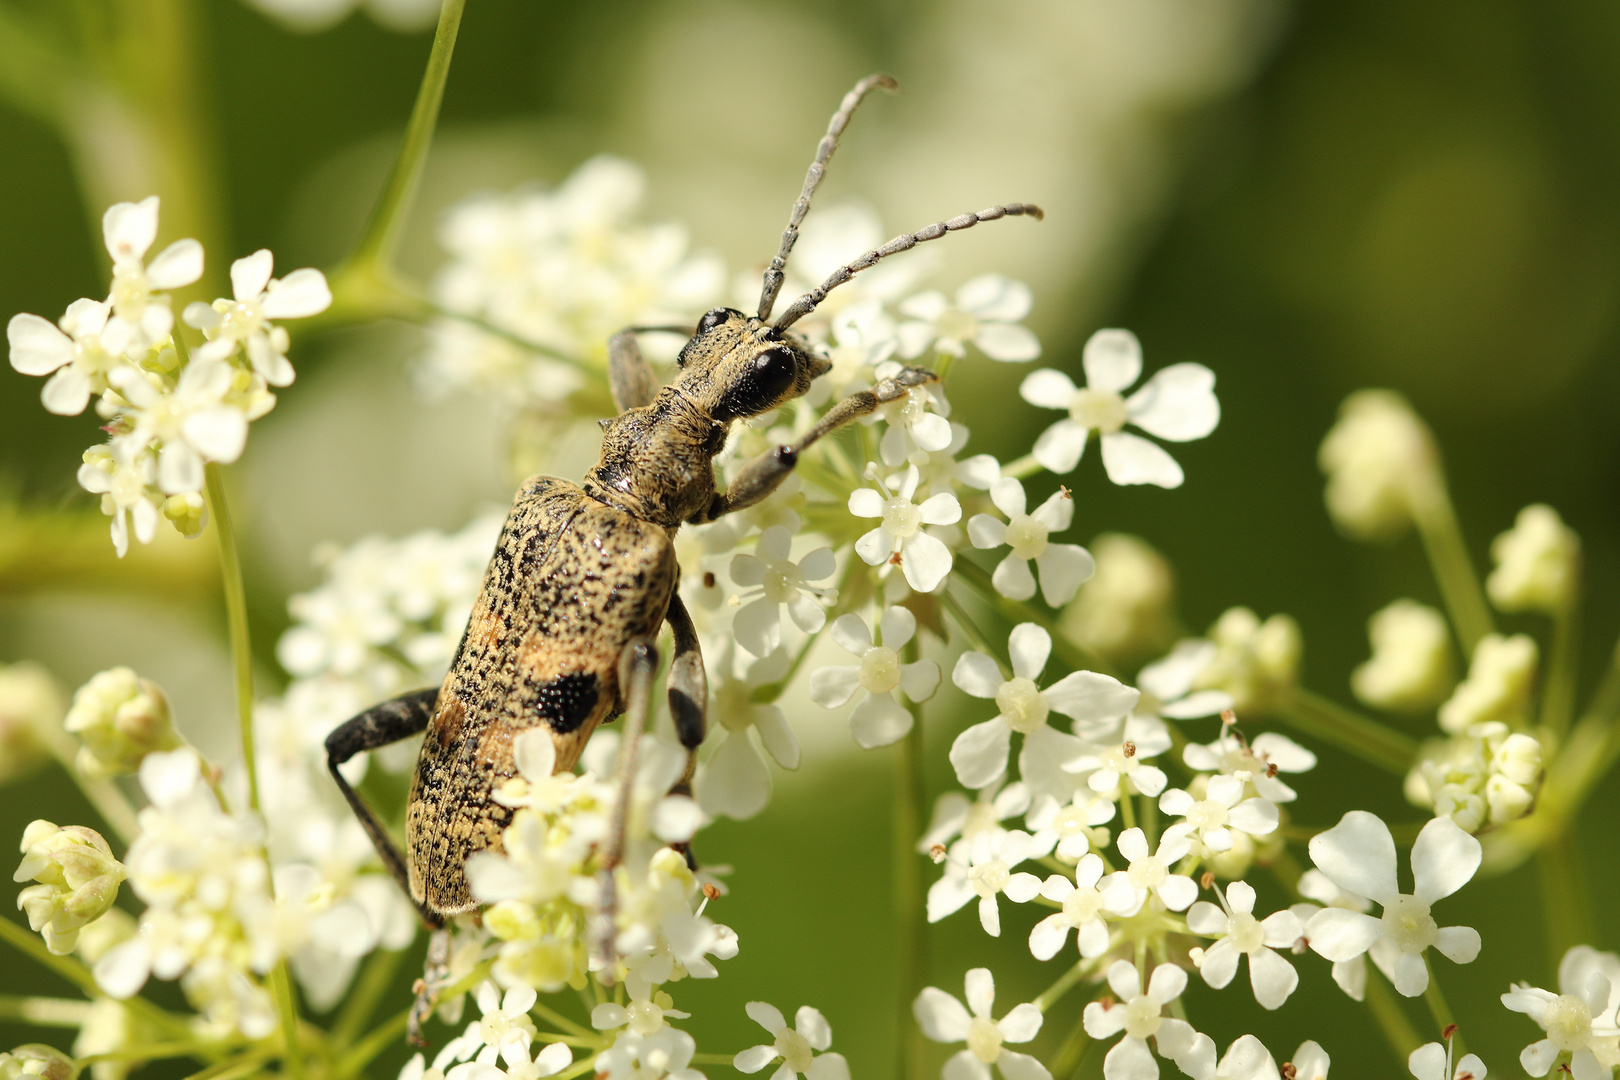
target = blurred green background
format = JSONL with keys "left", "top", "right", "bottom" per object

{"left": 3, "top": 0, "right": 1619, "bottom": 1076}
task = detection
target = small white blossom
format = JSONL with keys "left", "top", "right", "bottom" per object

{"left": 1501, "top": 945, "right": 1620, "bottom": 1079}
{"left": 914, "top": 968, "right": 1051, "bottom": 1080}
{"left": 1487, "top": 505, "right": 1579, "bottom": 614}
{"left": 809, "top": 607, "right": 939, "bottom": 749}
{"left": 848, "top": 464, "right": 961, "bottom": 592}
{"left": 898, "top": 275, "right": 1040, "bottom": 363}
{"left": 1101, "top": 827, "right": 1199, "bottom": 914}
{"left": 1083, "top": 961, "right": 1215, "bottom": 1080}
{"left": 730, "top": 526, "right": 836, "bottom": 657}
{"left": 1190, "top": 608, "right": 1302, "bottom": 715}
{"left": 77, "top": 441, "right": 162, "bottom": 558}
{"left": 1159, "top": 774, "right": 1278, "bottom": 854}
{"left": 1020, "top": 329, "right": 1218, "bottom": 487}
{"left": 695, "top": 647, "right": 800, "bottom": 820}
{"left": 967, "top": 478, "right": 1094, "bottom": 606}
{"left": 875, "top": 361, "right": 954, "bottom": 467}
{"left": 1304, "top": 812, "right": 1481, "bottom": 997}
{"left": 816, "top": 297, "right": 896, "bottom": 401}
{"left": 185, "top": 250, "right": 331, "bottom": 385}
{"left": 1186, "top": 882, "right": 1302, "bottom": 1009}
{"left": 13, "top": 821, "right": 126, "bottom": 955}
{"left": 927, "top": 828, "right": 1046, "bottom": 936}
{"left": 109, "top": 359, "right": 249, "bottom": 494}
{"left": 1288, "top": 1042, "right": 1330, "bottom": 1080}
{"left": 99, "top": 197, "right": 204, "bottom": 358}
{"left": 1352, "top": 600, "right": 1455, "bottom": 712}
{"left": 918, "top": 782, "right": 1032, "bottom": 854}
{"left": 63, "top": 666, "right": 181, "bottom": 778}
{"left": 1134, "top": 642, "right": 1233, "bottom": 723}
{"left": 1212, "top": 1036, "right": 1278, "bottom": 1080}
{"left": 1029, "top": 853, "right": 1125, "bottom": 961}
{"left": 1408, "top": 1041, "right": 1486, "bottom": 1080}
{"left": 7, "top": 298, "right": 122, "bottom": 416}
{"left": 949, "top": 623, "right": 1137, "bottom": 793}
{"left": 1291, "top": 869, "right": 1371, "bottom": 1001}
{"left": 1064, "top": 715, "right": 1173, "bottom": 799}
{"left": 1181, "top": 727, "right": 1315, "bottom": 805}
{"left": 733, "top": 1002, "right": 849, "bottom": 1080}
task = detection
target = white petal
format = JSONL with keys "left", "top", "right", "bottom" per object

{"left": 695, "top": 731, "right": 771, "bottom": 819}
{"left": 8, "top": 313, "right": 74, "bottom": 375}
{"left": 1303, "top": 908, "right": 1383, "bottom": 962}
{"left": 880, "top": 606, "right": 917, "bottom": 648}
{"left": 1199, "top": 938, "right": 1240, "bottom": 988}
{"left": 1390, "top": 950, "right": 1428, "bottom": 997}
{"left": 943, "top": 1052, "right": 991, "bottom": 1080}
{"left": 1019, "top": 368, "right": 1077, "bottom": 410}
{"left": 850, "top": 693, "right": 914, "bottom": 749}
{"left": 913, "top": 988, "right": 972, "bottom": 1042}
{"left": 953, "top": 652, "right": 1004, "bottom": 698}
{"left": 103, "top": 197, "right": 158, "bottom": 262}
{"left": 93, "top": 940, "right": 151, "bottom": 999}
{"left": 734, "top": 597, "right": 782, "bottom": 658}
{"left": 1260, "top": 910, "right": 1304, "bottom": 948}
{"left": 754, "top": 707, "right": 800, "bottom": 769}
{"left": 1519, "top": 1040, "right": 1559, "bottom": 1078}
{"left": 854, "top": 527, "right": 891, "bottom": 566}
{"left": 974, "top": 323, "right": 1041, "bottom": 363}
{"left": 1434, "top": 925, "right": 1481, "bottom": 965}
{"left": 898, "top": 660, "right": 941, "bottom": 703}
{"left": 809, "top": 666, "right": 862, "bottom": 709}
{"left": 1006, "top": 623, "right": 1051, "bottom": 681}
{"left": 1100, "top": 431, "right": 1183, "bottom": 488}
{"left": 1147, "top": 962, "right": 1187, "bottom": 1004}
{"left": 799, "top": 546, "right": 836, "bottom": 581}
{"left": 1158, "top": 691, "right": 1233, "bottom": 720}
{"left": 806, "top": 1053, "right": 849, "bottom": 1080}
{"left": 1082, "top": 329, "right": 1141, "bottom": 393}
{"left": 997, "top": 1003, "right": 1042, "bottom": 1044}
{"left": 919, "top": 492, "right": 962, "bottom": 526}
{"left": 1105, "top": 960, "right": 1142, "bottom": 1002}
{"left": 1155, "top": 874, "right": 1197, "bottom": 912}
{"left": 958, "top": 274, "right": 1032, "bottom": 321}
{"left": 182, "top": 406, "right": 249, "bottom": 464}
{"left": 900, "top": 532, "right": 953, "bottom": 592}
{"left": 1410, "top": 816, "right": 1481, "bottom": 903}
{"left": 733, "top": 1044, "right": 776, "bottom": 1075}
{"left": 996, "top": 1051, "right": 1050, "bottom": 1080}
{"left": 848, "top": 487, "right": 886, "bottom": 518}
{"left": 795, "top": 1006, "right": 832, "bottom": 1050}
{"left": 949, "top": 719, "right": 1012, "bottom": 789}
{"left": 1032, "top": 420, "right": 1087, "bottom": 474}
{"left": 1248, "top": 947, "right": 1298, "bottom": 1009}
{"left": 1102, "top": 1036, "right": 1155, "bottom": 1080}
{"left": 1331, "top": 956, "right": 1367, "bottom": 1001}
{"left": 261, "top": 268, "right": 332, "bottom": 319}
{"left": 1308, "top": 811, "right": 1399, "bottom": 903}
{"left": 911, "top": 413, "right": 954, "bottom": 453}
{"left": 231, "top": 250, "right": 274, "bottom": 301}
{"left": 533, "top": 1043, "right": 572, "bottom": 1077}
{"left": 146, "top": 238, "right": 204, "bottom": 290}
{"left": 1028, "top": 915, "right": 1071, "bottom": 961}
{"left": 746, "top": 1001, "right": 787, "bottom": 1036}
{"left": 158, "top": 442, "right": 204, "bottom": 495}
{"left": 1124, "top": 363, "right": 1218, "bottom": 442}
{"left": 1228, "top": 799, "right": 1278, "bottom": 837}
{"left": 731, "top": 553, "right": 766, "bottom": 587}
{"left": 989, "top": 477, "right": 1028, "bottom": 520}
{"left": 1457, "top": 1055, "right": 1489, "bottom": 1080}
{"left": 1408, "top": 1043, "right": 1447, "bottom": 1080}
{"left": 1034, "top": 545, "right": 1094, "bottom": 607}
{"left": 247, "top": 333, "right": 295, "bottom": 386}
{"left": 41, "top": 367, "right": 93, "bottom": 415}
{"left": 513, "top": 729, "right": 557, "bottom": 780}
{"left": 787, "top": 591, "right": 827, "bottom": 634}
{"left": 1251, "top": 732, "right": 1316, "bottom": 772}
{"left": 1043, "top": 671, "right": 1138, "bottom": 724}
{"left": 830, "top": 612, "right": 873, "bottom": 655}
{"left": 1004, "top": 873, "right": 1043, "bottom": 904}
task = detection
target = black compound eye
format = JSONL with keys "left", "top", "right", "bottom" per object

{"left": 697, "top": 307, "right": 734, "bottom": 333}
{"left": 720, "top": 347, "right": 797, "bottom": 418}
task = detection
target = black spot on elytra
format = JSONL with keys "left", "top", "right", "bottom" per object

{"left": 535, "top": 672, "right": 600, "bottom": 734}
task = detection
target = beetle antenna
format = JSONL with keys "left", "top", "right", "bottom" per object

{"left": 756, "top": 73, "right": 899, "bottom": 321}
{"left": 772, "top": 202, "right": 1043, "bottom": 331}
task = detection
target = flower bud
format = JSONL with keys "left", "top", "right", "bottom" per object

{"left": 1485, "top": 774, "right": 1533, "bottom": 825}
{"left": 1437, "top": 634, "right": 1537, "bottom": 734}
{"left": 1351, "top": 600, "right": 1454, "bottom": 712}
{"left": 0, "top": 1046, "right": 79, "bottom": 1080}
{"left": 1487, "top": 504, "right": 1579, "bottom": 614}
{"left": 1192, "top": 607, "right": 1302, "bottom": 714}
{"left": 64, "top": 667, "right": 181, "bottom": 778}
{"left": 1060, "top": 532, "right": 1179, "bottom": 666}
{"left": 0, "top": 662, "right": 62, "bottom": 786}
{"left": 14, "top": 821, "right": 126, "bottom": 954}
{"left": 161, "top": 491, "right": 207, "bottom": 538}
{"left": 1318, "top": 390, "right": 1440, "bottom": 541}
{"left": 1492, "top": 732, "right": 1543, "bottom": 787}
{"left": 1433, "top": 786, "right": 1486, "bottom": 834}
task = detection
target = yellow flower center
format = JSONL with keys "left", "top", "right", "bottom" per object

{"left": 996, "top": 677, "right": 1049, "bottom": 734}
{"left": 1122, "top": 995, "right": 1162, "bottom": 1040}
{"left": 860, "top": 646, "right": 901, "bottom": 694}
{"left": 1069, "top": 388, "right": 1127, "bottom": 433}
{"left": 1005, "top": 516, "right": 1049, "bottom": 560}
{"left": 967, "top": 1016, "right": 1003, "bottom": 1064}
{"left": 774, "top": 1028, "right": 814, "bottom": 1073}
{"left": 1380, "top": 894, "right": 1438, "bottom": 953}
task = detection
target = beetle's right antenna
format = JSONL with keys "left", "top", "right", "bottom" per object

{"left": 756, "top": 73, "right": 899, "bottom": 322}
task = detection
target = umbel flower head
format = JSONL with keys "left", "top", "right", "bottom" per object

{"left": 1501, "top": 945, "right": 1620, "bottom": 1079}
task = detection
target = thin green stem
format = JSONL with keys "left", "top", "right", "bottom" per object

{"left": 1536, "top": 830, "right": 1591, "bottom": 970}
{"left": 330, "top": 945, "right": 404, "bottom": 1047}
{"left": 1280, "top": 689, "right": 1416, "bottom": 776}
{"left": 941, "top": 587, "right": 1010, "bottom": 677}
{"left": 533, "top": 1033, "right": 603, "bottom": 1049}
{"left": 269, "top": 962, "right": 303, "bottom": 1080}
{"left": 1001, "top": 454, "right": 1042, "bottom": 480}
{"left": 952, "top": 558, "right": 1117, "bottom": 677}
{"left": 348, "top": 0, "right": 465, "bottom": 268}
{"left": 553, "top": 1057, "right": 600, "bottom": 1080}
{"left": 332, "top": 1005, "right": 408, "bottom": 1080}
{"left": 32, "top": 713, "right": 140, "bottom": 843}
{"left": 77, "top": 1042, "right": 204, "bottom": 1064}
{"left": 1046, "top": 1016, "right": 1092, "bottom": 1080}
{"left": 894, "top": 638, "right": 928, "bottom": 1080}
{"left": 1411, "top": 485, "right": 1494, "bottom": 655}
{"left": 0, "top": 995, "right": 91, "bottom": 1026}
{"left": 178, "top": 1050, "right": 276, "bottom": 1080}
{"left": 203, "top": 462, "right": 258, "bottom": 811}
{"left": 1363, "top": 968, "right": 1423, "bottom": 1062}
{"left": 531, "top": 1000, "right": 595, "bottom": 1040}
{"left": 1541, "top": 602, "right": 1580, "bottom": 737}
{"left": 1421, "top": 958, "right": 1458, "bottom": 1051}
{"left": 1034, "top": 959, "right": 1091, "bottom": 1012}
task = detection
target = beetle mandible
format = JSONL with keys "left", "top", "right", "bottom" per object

{"left": 323, "top": 72, "right": 1041, "bottom": 1038}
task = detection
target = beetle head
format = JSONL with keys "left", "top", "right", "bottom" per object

{"left": 673, "top": 306, "right": 830, "bottom": 422}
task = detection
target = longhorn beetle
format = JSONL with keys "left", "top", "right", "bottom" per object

{"left": 324, "top": 72, "right": 1041, "bottom": 1041}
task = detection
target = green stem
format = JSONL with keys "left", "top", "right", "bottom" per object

{"left": 332, "top": 1006, "right": 408, "bottom": 1080}
{"left": 77, "top": 1042, "right": 204, "bottom": 1064}
{"left": 203, "top": 462, "right": 257, "bottom": 811}
{"left": 330, "top": 945, "right": 403, "bottom": 1048}
{"left": 269, "top": 962, "right": 303, "bottom": 1080}
{"left": 1536, "top": 830, "right": 1591, "bottom": 969}
{"left": 1411, "top": 484, "right": 1494, "bottom": 655}
{"left": 347, "top": 0, "right": 466, "bottom": 270}
{"left": 1541, "top": 602, "right": 1580, "bottom": 737}
{"left": 0, "top": 995, "right": 91, "bottom": 1026}
{"left": 940, "top": 587, "right": 1010, "bottom": 677}
{"left": 952, "top": 559, "right": 1117, "bottom": 677}
{"left": 1280, "top": 689, "right": 1416, "bottom": 776}
{"left": 178, "top": 1050, "right": 275, "bottom": 1080}
{"left": 1046, "top": 1016, "right": 1091, "bottom": 1080}
{"left": 531, "top": 1000, "right": 595, "bottom": 1040}
{"left": 894, "top": 638, "right": 928, "bottom": 1080}
{"left": 33, "top": 713, "right": 140, "bottom": 844}
{"left": 1363, "top": 968, "right": 1422, "bottom": 1062}
{"left": 1000, "top": 454, "right": 1042, "bottom": 480}
{"left": 1034, "top": 959, "right": 1091, "bottom": 1012}
{"left": 1421, "top": 958, "right": 1458, "bottom": 1050}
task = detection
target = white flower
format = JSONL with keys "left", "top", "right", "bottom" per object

{"left": 926, "top": 828, "right": 1046, "bottom": 936}
{"left": 77, "top": 441, "right": 162, "bottom": 558}
{"left": 1292, "top": 869, "right": 1371, "bottom": 1001}
{"left": 849, "top": 464, "right": 961, "bottom": 592}
{"left": 1158, "top": 775, "right": 1278, "bottom": 854}
{"left": 950, "top": 624, "right": 1137, "bottom": 792}
{"left": 1024, "top": 789, "right": 1114, "bottom": 861}
{"left": 1100, "top": 827, "right": 1199, "bottom": 914}
{"left": 595, "top": 1024, "right": 703, "bottom": 1080}
{"left": 733, "top": 1002, "right": 849, "bottom": 1080}
{"left": 1189, "top": 608, "right": 1302, "bottom": 715}
{"left": 1408, "top": 1041, "right": 1486, "bottom": 1080}
{"left": 1181, "top": 728, "right": 1315, "bottom": 805}
{"left": 1082, "top": 961, "right": 1215, "bottom": 1080}
{"left": 1213, "top": 1036, "right": 1278, "bottom": 1080}
{"left": 1501, "top": 945, "right": 1620, "bottom": 1079}
{"left": 967, "top": 478, "right": 1094, "bottom": 606}
{"left": 1020, "top": 329, "right": 1218, "bottom": 487}
{"left": 898, "top": 275, "right": 1041, "bottom": 363}
{"left": 1134, "top": 642, "right": 1233, "bottom": 722}
{"left": 109, "top": 359, "right": 249, "bottom": 494}
{"left": 817, "top": 297, "right": 897, "bottom": 400}
{"left": 1304, "top": 812, "right": 1482, "bottom": 996}
{"left": 100, "top": 197, "right": 204, "bottom": 358}
{"left": 7, "top": 299, "right": 124, "bottom": 416}
{"left": 918, "top": 782, "right": 1032, "bottom": 854}
{"left": 914, "top": 968, "right": 1051, "bottom": 1080}
{"left": 1288, "top": 1042, "right": 1330, "bottom": 1080}
{"left": 1487, "top": 505, "right": 1580, "bottom": 614}
{"left": 1185, "top": 882, "right": 1302, "bottom": 1009}
{"left": 730, "top": 526, "right": 836, "bottom": 657}
{"left": 1352, "top": 600, "right": 1455, "bottom": 712}
{"left": 1063, "top": 715, "right": 1173, "bottom": 799}
{"left": 185, "top": 249, "right": 331, "bottom": 385}
{"left": 809, "top": 608, "right": 940, "bottom": 749}
{"left": 13, "top": 820, "right": 126, "bottom": 955}
{"left": 1029, "top": 853, "right": 1124, "bottom": 961}
{"left": 875, "top": 366, "right": 954, "bottom": 467}
{"left": 695, "top": 646, "right": 800, "bottom": 820}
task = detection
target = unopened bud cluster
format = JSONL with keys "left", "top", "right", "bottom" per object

{"left": 64, "top": 666, "right": 181, "bottom": 777}
{"left": 13, "top": 821, "right": 125, "bottom": 954}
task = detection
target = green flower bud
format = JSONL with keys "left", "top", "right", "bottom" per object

{"left": 161, "top": 491, "right": 207, "bottom": 539}
{"left": 14, "top": 820, "right": 126, "bottom": 955}
{"left": 64, "top": 667, "right": 181, "bottom": 778}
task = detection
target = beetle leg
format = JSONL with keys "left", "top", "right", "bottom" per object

{"left": 665, "top": 592, "right": 707, "bottom": 783}
{"left": 608, "top": 328, "right": 659, "bottom": 412}
{"left": 698, "top": 365, "right": 938, "bottom": 520}
{"left": 594, "top": 636, "right": 660, "bottom": 982}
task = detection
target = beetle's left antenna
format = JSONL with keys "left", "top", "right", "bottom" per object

{"left": 756, "top": 73, "right": 899, "bottom": 322}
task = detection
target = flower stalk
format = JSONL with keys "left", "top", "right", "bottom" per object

{"left": 203, "top": 461, "right": 258, "bottom": 811}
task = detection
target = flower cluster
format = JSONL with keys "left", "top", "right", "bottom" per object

{"left": 7, "top": 197, "right": 329, "bottom": 555}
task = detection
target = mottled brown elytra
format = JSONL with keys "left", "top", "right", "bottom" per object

{"left": 322, "top": 72, "right": 1041, "bottom": 1042}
